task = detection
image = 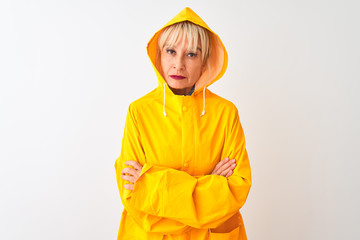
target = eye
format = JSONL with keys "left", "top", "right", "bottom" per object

{"left": 187, "top": 52, "right": 197, "bottom": 57}
{"left": 166, "top": 49, "right": 175, "bottom": 54}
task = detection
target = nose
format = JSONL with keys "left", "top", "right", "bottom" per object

{"left": 173, "top": 55, "right": 185, "bottom": 71}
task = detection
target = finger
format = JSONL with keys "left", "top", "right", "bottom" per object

{"left": 223, "top": 162, "right": 237, "bottom": 177}
{"left": 219, "top": 167, "right": 232, "bottom": 176}
{"left": 121, "top": 174, "right": 137, "bottom": 183}
{"left": 211, "top": 162, "right": 222, "bottom": 174}
{"left": 220, "top": 166, "right": 235, "bottom": 176}
{"left": 217, "top": 164, "right": 235, "bottom": 176}
{"left": 125, "top": 160, "right": 143, "bottom": 170}
{"left": 124, "top": 184, "right": 134, "bottom": 191}
{"left": 225, "top": 170, "right": 233, "bottom": 178}
{"left": 217, "top": 159, "right": 236, "bottom": 173}
{"left": 212, "top": 157, "right": 229, "bottom": 174}
{"left": 121, "top": 167, "right": 139, "bottom": 177}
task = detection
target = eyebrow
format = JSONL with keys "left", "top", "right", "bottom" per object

{"left": 165, "top": 44, "right": 202, "bottom": 52}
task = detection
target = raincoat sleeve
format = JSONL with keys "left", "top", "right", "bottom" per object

{"left": 115, "top": 104, "right": 191, "bottom": 234}
{"left": 116, "top": 103, "right": 251, "bottom": 230}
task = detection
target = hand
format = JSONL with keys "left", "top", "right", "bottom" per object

{"left": 211, "top": 157, "right": 236, "bottom": 178}
{"left": 120, "top": 160, "right": 143, "bottom": 191}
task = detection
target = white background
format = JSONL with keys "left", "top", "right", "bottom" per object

{"left": 1, "top": 0, "right": 359, "bottom": 239}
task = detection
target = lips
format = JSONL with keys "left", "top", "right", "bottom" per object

{"left": 170, "top": 75, "right": 186, "bottom": 80}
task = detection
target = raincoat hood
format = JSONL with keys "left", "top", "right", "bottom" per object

{"left": 147, "top": 7, "right": 228, "bottom": 95}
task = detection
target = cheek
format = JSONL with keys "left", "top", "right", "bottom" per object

{"left": 161, "top": 56, "right": 171, "bottom": 72}
{"left": 160, "top": 58, "right": 167, "bottom": 73}
{"left": 189, "top": 62, "right": 203, "bottom": 77}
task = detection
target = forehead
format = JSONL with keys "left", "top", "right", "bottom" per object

{"left": 164, "top": 31, "right": 201, "bottom": 50}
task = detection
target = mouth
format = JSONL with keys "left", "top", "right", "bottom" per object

{"left": 169, "top": 75, "right": 186, "bottom": 80}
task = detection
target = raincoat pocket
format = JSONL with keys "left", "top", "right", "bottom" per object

{"left": 208, "top": 224, "right": 242, "bottom": 240}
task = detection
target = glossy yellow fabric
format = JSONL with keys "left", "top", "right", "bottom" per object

{"left": 115, "top": 7, "right": 251, "bottom": 240}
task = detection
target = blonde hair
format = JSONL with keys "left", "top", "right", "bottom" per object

{"left": 157, "top": 21, "right": 211, "bottom": 64}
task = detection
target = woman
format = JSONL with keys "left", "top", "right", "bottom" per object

{"left": 115, "top": 7, "right": 251, "bottom": 240}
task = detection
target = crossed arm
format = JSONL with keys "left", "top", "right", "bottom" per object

{"left": 115, "top": 103, "right": 251, "bottom": 232}
{"left": 121, "top": 157, "right": 237, "bottom": 190}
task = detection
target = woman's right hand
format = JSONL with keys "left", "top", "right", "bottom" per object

{"left": 211, "top": 157, "right": 236, "bottom": 177}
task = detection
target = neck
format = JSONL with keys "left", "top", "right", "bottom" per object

{"left": 169, "top": 86, "right": 193, "bottom": 96}
{"left": 170, "top": 88, "right": 191, "bottom": 95}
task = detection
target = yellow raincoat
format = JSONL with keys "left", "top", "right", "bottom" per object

{"left": 115, "top": 7, "right": 251, "bottom": 240}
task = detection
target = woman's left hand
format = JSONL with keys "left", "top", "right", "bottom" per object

{"left": 121, "top": 160, "right": 143, "bottom": 191}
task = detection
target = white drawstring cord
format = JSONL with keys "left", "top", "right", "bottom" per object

{"left": 163, "top": 83, "right": 167, "bottom": 118}
{"left": 200, "top": 86, "right": 206, "bottom": 117}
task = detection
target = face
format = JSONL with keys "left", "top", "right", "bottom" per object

{"left": 160, "top": 34, "right": 204, "bottom": 95}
